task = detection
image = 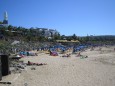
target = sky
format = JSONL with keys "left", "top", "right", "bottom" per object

{"left": 0, "top": 0, "right": 115, "bottom": 36}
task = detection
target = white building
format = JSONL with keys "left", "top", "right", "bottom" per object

{"left": 0, "top": 11, "right": 8, "bottom": 27}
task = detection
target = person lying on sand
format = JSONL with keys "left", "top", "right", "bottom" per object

{"left": 80, "top": 55, "right": 88, "bottom": 59}
{"left": 76, "top": 52, "right": 81, "bottom": 57}
{"left": 27, "top": 61, "right": 47, "bottom": 66}
{"left": 62, "top": 54, "right": 71, "bottom": 57}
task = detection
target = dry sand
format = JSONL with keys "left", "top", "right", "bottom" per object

{"left": 1, "top": 46, "right": 115, "bottom": 86}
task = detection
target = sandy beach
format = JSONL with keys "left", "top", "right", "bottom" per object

{"left": 1, "top": 46, "right": 115, "bottom": 86}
